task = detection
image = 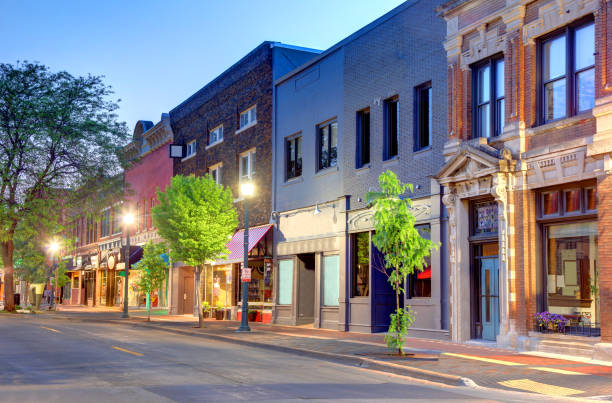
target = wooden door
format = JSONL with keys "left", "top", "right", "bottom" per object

{"left": 183, "top": 275, "right": 194, "bottom": 315}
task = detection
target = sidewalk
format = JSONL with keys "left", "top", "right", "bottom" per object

{"left": 50, "top": 307, "right": 612, "bottom": 399}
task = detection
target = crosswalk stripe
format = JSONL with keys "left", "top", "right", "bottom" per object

{"left": 498, "top": 379, "right": 584, "bottom": 396}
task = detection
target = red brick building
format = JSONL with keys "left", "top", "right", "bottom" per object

{"left": 437, "top": 0, "right": 612, "bottom": 359}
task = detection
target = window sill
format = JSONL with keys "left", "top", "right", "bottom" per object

{"left": 181, "top": 153, "right": 196, "bottom": 162}
{"left": 526, "top": 111, "right": 594, "bottom": 138}
{"left": 413, "top": 146, "right": 431, "bottom": 156}
{"left": 355, "top": 164, "right": 371, "bottom": 174}
{"left": 406, "top": 297, "right": 434, "bottom": 306}
{"left": 282, "top": 176, "right": 303, "bottom": 187}
{"left": 315, "top": 165, "right": 339, "bottom": 178}
{"left": 382, "top": 156, "right": 399, "bottom": 167}
{"left": 205, "top": 139, "right": 223, "bottom": 150}
{"left": 235, "top": 121, "right": 257, "bottom": 135}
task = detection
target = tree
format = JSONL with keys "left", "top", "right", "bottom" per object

{"left": 366, "top": 170, "right": 438, "bottom": 355}
{"left": 134, "top": 241, "right": 169, "bottom": 321}
{"left": 152, "top": 174, "right": 238, "bottom": 328}
{"left": 0, "top": 62, "right": 128, "bottom": 311}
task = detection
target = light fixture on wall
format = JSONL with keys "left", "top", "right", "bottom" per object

{"left": 313, "top": 202, "right": 321, "bottom": 215}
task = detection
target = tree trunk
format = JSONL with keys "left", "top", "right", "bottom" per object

{"left": 396, "top": 274, "right": 401, "bottom": 356}
{"left": 147, "top": 292, "right": 151, "bottom": 322}
{"left": 1, "top": 240, "right": 15, "bottom": 312}
{"left": 194, "top": 265, "right": 203, "bottom": 328}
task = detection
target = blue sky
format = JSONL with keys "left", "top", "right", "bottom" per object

{"left": 1, "top": 1, "right": 405, "bottom": 130}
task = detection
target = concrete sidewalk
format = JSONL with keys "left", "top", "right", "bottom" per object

{"left": 48, "top": 307, "right": 612, "bottom": 399}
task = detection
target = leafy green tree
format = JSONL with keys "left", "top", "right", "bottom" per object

{"left": 134, "top": 241, "right": 169, "bottom": 321}
{"left": 0, "top": 62, "right": 128, "bottom": 311}
{"left": 366, "top": 170, "right": 437, "bottom": 355}
{"left": 152, "top": 174, "right": 238, "bottom": 327}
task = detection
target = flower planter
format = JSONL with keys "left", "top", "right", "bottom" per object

{"left": 215, "top": 310, "right": 224, "bottom": 320}
{"left": 248, "top": 312, "right": 257, "bottom": 322}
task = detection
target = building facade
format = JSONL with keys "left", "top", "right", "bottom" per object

{"left": 438, "top": 0, "right": 612, "bottom": 359}
{"left": 169, "top": 42, "right": 319, "bottom": 317}
{"left": 271, "top": 0, "right": 449, "bottom": 334}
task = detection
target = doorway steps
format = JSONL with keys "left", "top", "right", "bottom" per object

{"left": 528, "top": 332, "right": 599, "bottom": 358}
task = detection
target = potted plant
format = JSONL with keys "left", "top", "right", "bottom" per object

{"left": 215, "top": 302, "right": 224, "bottom": 320}
{"left": 201, "top": 301, "right": 210, "bottom": 319}
{"left": 248, "top": 309, "right": 257, "bottom": 322}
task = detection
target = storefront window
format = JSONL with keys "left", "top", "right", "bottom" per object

{"left": 547, "top": 222, "right": 599, "bottom": 326}
{"left": 352, "top": 232, "right": 370, "bottom": 297}
{"left": 238, "top": 260, "right": 273, "bottom": 304}
{"left": 278, "top": 259, "right": 293, "bottom": 305}
{"left": 409, "top": 225, "right": 431, "bottom": 298}
{"left": 211, "top": 265, "right": 232, "bottom": 307}
{"left": 323, "top": 255, "right": 340, "bottom": 306}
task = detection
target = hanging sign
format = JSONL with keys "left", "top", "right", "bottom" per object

{"left": 241, "top": 267, "right": 251, "bottom": 282}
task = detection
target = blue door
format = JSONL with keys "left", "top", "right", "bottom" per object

{"left": 480, "top": 257, "right": 499, "bottom": 341}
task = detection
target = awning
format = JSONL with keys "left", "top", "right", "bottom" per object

{"left": 218, "top": 224, "right": 272, "bottom": 264}
{"left": 116, "top": 246, "right": 144, "bottom": 271}
{"left": 417, "top": 267, "right": 431, "bottom": 280}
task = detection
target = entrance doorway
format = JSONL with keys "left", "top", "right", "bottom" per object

{"left": 296, "top": 253, "right": 315, "bottom": 324}
{"left": 472, "top": 242, "right": 499, "bottom": 340}
{"left": 182, "top": 274, "right": 194, "bottom": 315}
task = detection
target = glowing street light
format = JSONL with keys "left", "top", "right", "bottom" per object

{"left": 48, "top": 240, "right": 60, "bottom": 310}
{"left": 240, "top": 182, "right": 254, "bottom": 197}
{"left": 122, "top": 211, "right": 135, "bottom": 318}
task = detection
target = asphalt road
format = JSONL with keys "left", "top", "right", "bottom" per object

{"left": 0, "top": 315, "right": 584, "bottom": 402}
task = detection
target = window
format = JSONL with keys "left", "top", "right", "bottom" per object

{"left": 317, "top": 121, "right": 338, "bottom": 170}
{"left": 185, "top": 140, "right": 196, "bottom": 158}
{"left": 415, "top": 83, "right": 432, "bottom": 150}
{"left": 111, "top": 207, "right": 121, "bottom": 235}
{"left": 351, "top": 232, "right": 370, "bottom": 297}
{"left": 86, "top": 217, "right": 97, "bottom": 245}
{"left": 278, "top": 259, "right": 293, "bottom": 305}
{"left": 209, "top": 125, "right": 223, "bottom": 145}
{"left": 383, "top": 97, "right": 399, "bottom": 159}
{"left": 239, "top": 105, "right": 257, "bottom": 129}
{"left": 239, "top": 149, "right": 256, "bottom": 183}
{"left": 323, "top": 255, "right": 340, "bottom": 306}
{"left": 538, "top": 185, "right": 597, "bottom": 218}
{"left": 101, "top": 209, "right": 110, "bottom": 238}
{"left": 209, "top": 163, "right": 222, "bottom": 185}
{"left": 473, "top": 201, "right": 499, "bottom": 235}
{"left": 285, "top": 136, "right": 302, "bottom": 180}
{"left": 356, "top": 109, "right": 370, "bottom": 168}
{"left": 473, "top": 57, "right": 504, "bottom": 138}
{"left": 409, "top": 225, "right": 432, "bottom": 298}
{"left": 141, "top": 199, "right": 147, "bottom": 231}
{"left": 541, "top": 21, "right": 594, "bottom": 123}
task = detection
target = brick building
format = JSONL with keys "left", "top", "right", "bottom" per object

{"left": 437, "top": 0, "right": 612, "bottom": 359}
{"left": 168, "top": 42, "right": 319, "bottom": 316}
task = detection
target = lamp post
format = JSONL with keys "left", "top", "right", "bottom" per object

{"left": 48, "top": 241, "right": 60, "bottom": 310}
{"left": 122, "top": 212, "right": 134, "bottom": 318}
{"left": 237, "top": 181, "right": 254, "bottom": 332}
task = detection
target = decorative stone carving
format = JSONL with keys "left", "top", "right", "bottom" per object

{"left": 523, "top": 0, "right": 597, "bottom": 45}
{"left": 348, "top": 201, "right": 432, "bottom": 232}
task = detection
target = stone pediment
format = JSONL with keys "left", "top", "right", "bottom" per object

{"left": 437, "top": 145, "right": 507, "bottom": 185}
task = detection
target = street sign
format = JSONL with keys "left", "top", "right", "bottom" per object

{"left": 241, "top": 267, "right": 251, "bottom": 282}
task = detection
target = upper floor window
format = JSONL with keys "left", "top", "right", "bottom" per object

{"left": 356, "top": 109, "right": 370, "bottom": 168}
{"left": 209, "top": 125, "right": 223, "bottom": 146}
{"left": 209, "top": 163, "right": 222, "bottom": 185}
{"left": 383, "top": 97, "right": 399, "bottom": 160}
{"left": 541, "top": 20, "right": 594, "bottom": 124}
{"left": 415, "top": 82, "right": 432, "bottom": 150}
{"left": 101, "top": 209, "right": 110, "bottom": 238}
{"left": 473, "top": 57, "right": 504, "bottom": 138}
{"left": 285, "top": 136, "right": 302, "bottom": 180}
{"left": 239, "top": 105, "right": 257, "bottom": 129}
{"left": 185, "top": 140, "right": 196, "bottom": 158}
{"left": 539, "top": 184, "right": 597, "bottom": 218}
{"left": 239, "top": 149, "right": 256, "bottom": 183}
{"left": 317, "top": 121, "right": 338, "bottom": 170}
{"left": 111, "top": 207, "right": 121, "bottom": 235}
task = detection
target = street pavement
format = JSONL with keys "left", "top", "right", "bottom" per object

{"left": 0, "top": 310, "right": 609, "bottom": 402}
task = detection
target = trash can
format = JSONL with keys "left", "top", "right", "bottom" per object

{"left": 14, "top": 293, "right": 20, "bottom": 307}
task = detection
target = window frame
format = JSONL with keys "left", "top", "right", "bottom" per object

{"left": 184, "top": 139, "right": 197, "bottom": 159}
{"left": 471, "top": 54, "right": 505, "bottom": 138}
{"left": 383, "top": 96, "right": 399, "bottom": 160}
{"left": 208, "top": 124, "right": 223, "bottom": 146}
{"left": 356, "top": 108, "right": 370, "bottom": 168}
{"left": 536, "top": 182, "right": 598, "bottom": 220}
{"left": 316, "top": 120, "right": 338, "bottom": 171}
{"left": 408, "top": 224, "right": 432, "bottom": 299}
{"left": 538, "top": 17, "right": 595, "bottom": 125}
{"left": 238, "top": 149, "right": 256, "bottom": 184}
{"left": 351, "top": 231, "right": 370, "bottom": 298}
{"left": 285, "top": 134, "right": 302, "bottom": 181}
{"left": 209, "top": 163, "right": 222, "bottom": 185}
{"left": 414, "top": 82, "right": 432, "bottom": 151}
{"left": 239, "top": 105, "right": 257, "bottom": 129}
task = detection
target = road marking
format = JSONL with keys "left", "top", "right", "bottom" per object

{"left": 442, "top": 352, "right": 524, "bottom": 366}
{"left": 112, "top": 346, "right": 143, "bottom": 356}
{"left": 498, "top": 379, "right": 584, "bottom": 396}
{"left": 41, "top": 326, "right": 61, "bottom": 333}
{"left": 530, "top": 366, "right": 586, "bottom": 375}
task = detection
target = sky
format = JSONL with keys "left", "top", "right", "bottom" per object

{"left": 1, "top": 0, "right": 406, "bottom": 131}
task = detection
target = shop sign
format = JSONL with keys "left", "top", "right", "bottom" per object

{"left": 91, "top": 254, "right": 99, "bottom": 267}
{"left": 241, "top": 267, "right": 251, "bottom": 282}
{"left": 76, "top": 256, "right": 82, "bottom": 267}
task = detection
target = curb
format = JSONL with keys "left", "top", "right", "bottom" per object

{"left": 49, "top": 314, "right": 472, "bottom": 387}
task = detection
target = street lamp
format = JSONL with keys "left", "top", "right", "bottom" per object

{"left": 48, "top": 240, "right": 60, "bottom": 310}
{"left": 237, "top": 181, "right": 254, "bottom": 332}
{"left": 122, "top": 212, "right": 134, "bottom": 318}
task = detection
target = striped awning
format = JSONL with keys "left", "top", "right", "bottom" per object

{"left": 218, "top": 224, "right": 272, "bottom": 264}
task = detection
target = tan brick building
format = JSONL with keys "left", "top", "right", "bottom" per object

{"left": 437, "top": 0, "right": 612, "bottom": 359}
